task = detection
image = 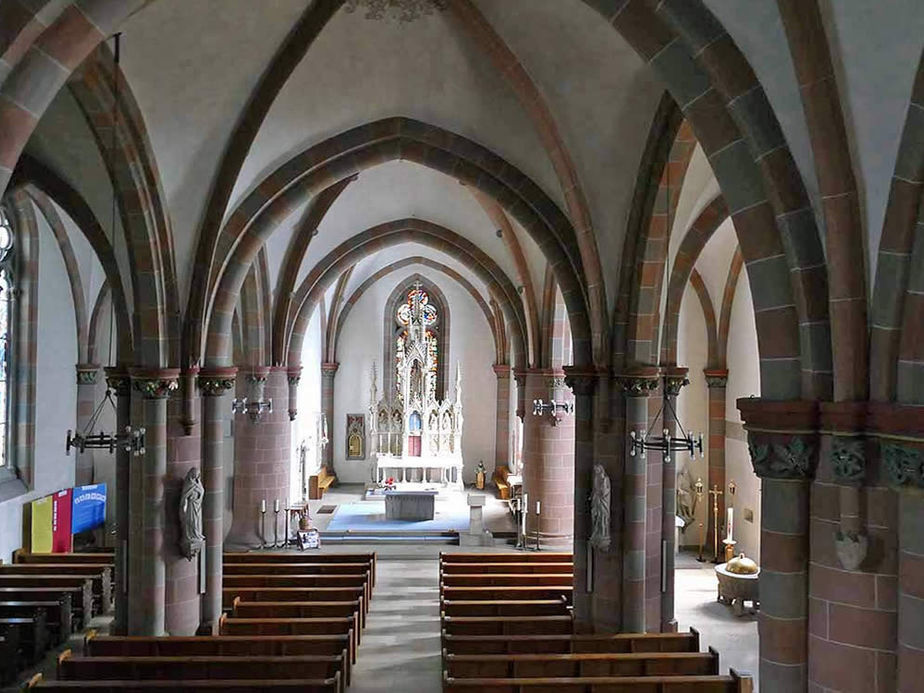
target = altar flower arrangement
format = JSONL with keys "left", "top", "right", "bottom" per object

{"left": 384, "top": 477, "right": 396, "bottom": 490}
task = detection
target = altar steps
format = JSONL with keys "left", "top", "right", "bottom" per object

{"left": 321, "top": 530, "right": 458, "bottom": 545}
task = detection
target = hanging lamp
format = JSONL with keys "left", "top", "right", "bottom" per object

{"left": 65, "top": 34, "right": 145, "bottom": 457}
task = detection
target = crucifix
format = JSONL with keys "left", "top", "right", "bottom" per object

{"left": 709, "top": 484, "right": 723, "bottom": 563}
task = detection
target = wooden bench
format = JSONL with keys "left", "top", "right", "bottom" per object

{"left": 441, "top": 671, "right": 754, "bottom": 692}
{"left": 442, "top": 615, "right": 574, "bottom": 636}
{"left": 0, "top": 577, "right": 94, "bottom": 617}
{"left": 440, "top": 562, "right": 573, "bottom": 575}
{"left": 444, "top": 648, "right": 720, "bottom": 678}
{"left": 308, "top": 467, "right": 336, "bottom": 500}
{"left": 441, "top": 629, "right": 702, "bottom": 656}
{"left": 0, "top": 564, "right": 112, "bottom": 613}
{"left": 441, "top": 574, "right": 573, "bottom": 587}
{"left": 223, "top": 574, "right": 371, "bottom": 603}
{"left": 222, "top": 587, "right": 366, "bottom": 618}
{"left": 440, "top": 599, "right": 569, "bottom": 618}
{"left": 224, "top": 562, "right": 372, "bottom": 577}
{"left": 224, "top": 552, "right": 376, "bottom": 585}
{"left": 14, "top": 551, "right": 115, "bottom": 566}
{"left": 0, "top": 600, "right": 71, "bottom": 643}
{"left": 231, "top": 599, "right": 362, "bottom": 634}
{"left": 441, "top": 586, "right": 574, "bottom": 603}
{"left": 492, "top": 467, "right": 511, "bottom": 500}
{"left": 441, "top": 552, "right": 572, "bottom": 564}
{"left": 25, "top": 672, "right": 341, "bottom": 692}
{"left": 218, "top": 615, "right": 359, "bottom": 654}
{"left": 0, "top": 588, "right": 82, "bottom": 628}
{"left": 0, "top": 614, "right": 47, "bottom": 663}
{"left": 57, "top": 649, "right": 347, "bottom": 693}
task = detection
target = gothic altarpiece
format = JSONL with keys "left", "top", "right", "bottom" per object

{"left": 369, "top": 283, "right": 463, "bottom": 488}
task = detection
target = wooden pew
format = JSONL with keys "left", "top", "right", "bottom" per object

{"left": 223, "top": 574, "right": 370, "bottom": 603}
{"left": 0, "top": 564, "right": 112, "bottom": 613}
{"left": 223, "top": 562, "right": 371, "bottom": 577}
{"left": 222, "top": 587, "right": 366, "bottom": 619}
{"left": 440, "top": 599, "right": 569, "bottom": 617}
{"left": 230, "top": 598, "right": 362, "bottom": 634}
{"left": 218, "top": 615, "right": 359, "bottom": 656}
{"left": 441, "top": 586, "right": 574, "bottom": 603}
{"left": 13, "top": 551, "right": 115, "bottom": 566}
{"left": 309, "top": 467, "right": 336, "bottom": 500}
{"left": 83, "top": 632, "right": 354, "bottom": 682}
{"left": 441, "top": 671, "right": 755, "bottom": 693}
{"left": 0, "top": 577, "right": 93, "bottom": 617}
{"left": 0, "top": 600, "right": 71, "bottom": 643}
{"left": 0, "top": 632, "right": 18, "bottom": 685}
{"left": 441, "top": 574, "right": 573, "bottom": 587}
{"left": 440, "top": 562, "right": 573, "bottom": 575}
{"left": 57, "top": 649, "right": 347, "bottom": 693}
{"left": 444, "top": 648, "right": 719, "bottom": 678}
{"left": 25, "top": 672, "right": 341, "bottom": 692}
{"left": 440, "top": 552, "right": 571, "bottom": 564}
{"left": 441, "top": 629, "right": 702, "bottom": 656}
{"left": 0, "top": 589, "right": 81, "bottom": 628}
{"left": 442, "top": 615, "right": 573, "bottom": 636}
{"left": 223, "top": 552, "right": 376, "bottom": 585}
{"left": 0, "top": 613, "right": 48, "bottom": 663}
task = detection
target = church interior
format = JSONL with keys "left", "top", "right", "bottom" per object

{"left": 0, "top": 1, "right": 922, "bottom": 691}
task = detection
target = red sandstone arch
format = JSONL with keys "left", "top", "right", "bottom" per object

{"left": 687, "top": 269, "right": 719, "bottom": 369}
{"left": 717, "top": 248, "right": 744, "bottom": 368}
{"left": 88, "top": 281, "right": 110, "bottom": 366}
{"left": 283, "top": 219, "right": 528, "bottom": 371}
{"left": 201, "top": 119, "right": 587, "bottom": 370}
{"left": 322, "top": 267, "right": 355, "bottom": 364}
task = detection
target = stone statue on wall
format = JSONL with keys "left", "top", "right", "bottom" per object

{"left": 589, "top": 464, "right": 611, "bottom": 551}
{"left": 179, "top": 467, "right": 205, "bottom": 561}
{"left": 676, "top": 463, "right": 699, "bottom": 530}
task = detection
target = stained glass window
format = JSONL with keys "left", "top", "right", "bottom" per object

{"left": 395, "top": 284, "right": 439, "bottom": 399}
{"left": 0, "top": 208, "right": 13, "bottom": 469}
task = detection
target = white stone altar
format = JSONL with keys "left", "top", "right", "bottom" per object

{"left": 385, "top": 490, "right": 437, "bottom": 521}
{"left": 373, "top": 454, "right": 463, "bottom": 486}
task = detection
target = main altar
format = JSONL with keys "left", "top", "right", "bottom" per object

{"left": 369, "top": 282, "right": 464, "bottom": 490}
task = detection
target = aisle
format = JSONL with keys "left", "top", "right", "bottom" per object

{"left": 350, "top": 558, "right": 443, "bottom": 692}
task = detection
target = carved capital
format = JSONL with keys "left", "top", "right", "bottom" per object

{"left": 104, "top": 367, "right": 132, "bottom": 397}
{"left": 544, "top": 374, "right": 567, "bottom": 390}
{"left": 246, "top": 366, "right": 270, "bottom": 385}
{"left": 831, "top": 437, "right": 866, "bottom": 485}
{"left": 662, "top": 367, "right": 689, "bottom": 397}
{"left": 615, "top": 367, "right": 660, "bottom": 397}
{"left": 492, "top": 364, "right": 512, "bottom": 378}
{"left": 746, "top": 432, "right": 817, "bottom": 480}
{"left": 703, "top": 368, "right": 729, "bottom": 389}
{"left": 513, "top": 369, "right": 527, "bottom": 388}
{"left": 882, "top": 442, "right": 924, "bottom": 488}
{"left": 563, "top": 366, "right": 599, "bottom": 397}
{"left": 286, "top": 365, "right": 303, "bottom": 386}
{"left": 198, "top": 367, "right": 237, "bottom": 397}
{"left": 131, "top": 368, "right": 180, "bottom": 400}
{"left": 76, "top": 364, "right": 100, "bottom": 385}
{"left": 320, "top": 362, "right": 339, "bottom": 379}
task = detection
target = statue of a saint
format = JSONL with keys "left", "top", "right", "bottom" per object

{"left": 589, "top": 464, "right": 611, "bottom": 551}
{"left": 179, "top": 467, "right": 205, "bottom": 561}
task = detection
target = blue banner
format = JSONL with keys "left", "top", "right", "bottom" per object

{"left": 71, "top": 483, "right": 107, "bottom": 533}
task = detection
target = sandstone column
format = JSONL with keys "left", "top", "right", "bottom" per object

{"left": 704, "top": 369, "right": 728, "bottom": 558}
{"left": 616, "top": 367, "right": 659, "bottom": 633}
{"left": 286, "top": 366, "right": 302, "bottom": 421}
{"left": 492, "top": 364, "right": 511, "bottom": 473}
{"left": 105, "top": 368, "right": 131, "bottom": 636}
{"left": 226, "top": 367, "right": 291, "bottom": 549}
{"left": 739, "top": 398, "right": 817, "bottom": 692}
{"left": 74, "top": 364, "right": 100, "bottom": 486}
{"left": 320, "top": 362, "right": 339, "bottom": 472}
{"left": 197, "top": 367, "right": 235, "bottom": 634}
{"left": 661, "top": 367, "right": 688, "bottom": 632}
{"left": 130, "top": 368, "right": 179, "bottom": 636}
{"left": 521, "top": 369, "right": 574, "bottom": 549}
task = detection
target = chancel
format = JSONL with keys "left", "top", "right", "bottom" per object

{"left": 0, "top": 2, "right": 921, "bottom": 692}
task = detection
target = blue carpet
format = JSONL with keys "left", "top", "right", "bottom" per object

{"left": 326, "top": 500, "right": 469, "bottom": 531}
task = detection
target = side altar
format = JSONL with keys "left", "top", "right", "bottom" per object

{"left": 368, "top": 282, "right": 464, "bottom": 490}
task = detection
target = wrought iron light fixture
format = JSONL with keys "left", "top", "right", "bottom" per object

{"left": 629, "top": 376, "right": 703, "bottom": 462}
{"left": 344, "top": 0, "right": 449, "bottom": 22}
{"left": 231, "top": 396, "right": 273, "bottom": 423}
{"left": 532, "top": 398, "right": 574, "bottom": 426}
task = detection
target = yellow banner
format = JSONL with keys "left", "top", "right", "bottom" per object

{"left": 30, "top": 495, "right": 53, "bottom": 554}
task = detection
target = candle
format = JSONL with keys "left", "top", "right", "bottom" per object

{"left": 536, "top": 500, "right": 541, "bottom": 515}
{"left": 274, "top": 499, "right": 280, "bottom": 512}
{"left": 261, "top": 499, "right": 266, "bottom": 513}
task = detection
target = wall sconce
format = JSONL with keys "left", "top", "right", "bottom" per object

{"left": 232, "top": 397, "right": 273, "bottom": 422}
{"left": 532, "top": 398, "right": 574, "bottom": 426}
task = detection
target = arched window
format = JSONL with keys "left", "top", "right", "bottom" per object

{"left": 0, "top": 207, "right": 14, "bottom": 470}
{"left": 395, "top": 284, "right": 439, "bottom": 400}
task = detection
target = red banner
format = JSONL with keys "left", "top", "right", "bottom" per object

{"left": 51, "top": 488, "right": 73, "bottom": 553}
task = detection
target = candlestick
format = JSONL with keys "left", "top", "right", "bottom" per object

{"left": 709, "top": 484, "right": 724, "bottom": 563}
{"left": 274, "top": 498, "right": 280, "bottom": 513}
{"left": 273, "top": 506, "right": 280, "bottom": 549}
{"left": 260, "top": 502, "right": 266, "bottom": 550}
{"left": 261, "top": 499, "right": 266, "bottom": 513}
{"left": 536, "top": 500, "right": 541, "bottom": 514}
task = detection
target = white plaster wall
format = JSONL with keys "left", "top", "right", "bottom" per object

{"left": 0, "top": 205, "right": 79, "bottom": 561}
{"left": 291, "top": 308, "right": 323, "bottom": 503}
{"left": 675, "top": 285, "right": 709, "bottom": 549}
{"left": 332, "top": 268, "right": 496, "bottom": 485}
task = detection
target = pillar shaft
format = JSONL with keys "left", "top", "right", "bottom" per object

{"left": 522, "top": 369, "right": 574, "bottom": 548}
{"left": 226, "top": 367, "right": 291, "bottom": 550}
{"left": 660, "top": 369, "right": 688, "bottom": 632}
{"left": 704, "top": 370, "right": 728, "bottom": 559}
{"left": 130, "top": 369, "right": 179, "bottom": 636}
{"left": 105, "top": 369, "right": 131, "bottom": 636}
{"left": 198, "top": 368, "right": 235, "bottom": 634}
{"left": 898, "top": 487, "right": 924, "bottom": 693}
{"left": 287, "top": 366, "right": 302, "bottom": 422}
{"left": 74, "top": 365, "right": 100, "bottom": 486}
{"left": 617, "top": 369, "right": 659, "bottom": 633}
{"left": 493, "top": 364, "right": 511, "bottom": 472}
{"left": 320, "top": 362, "right": 339, "bottom": 472}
